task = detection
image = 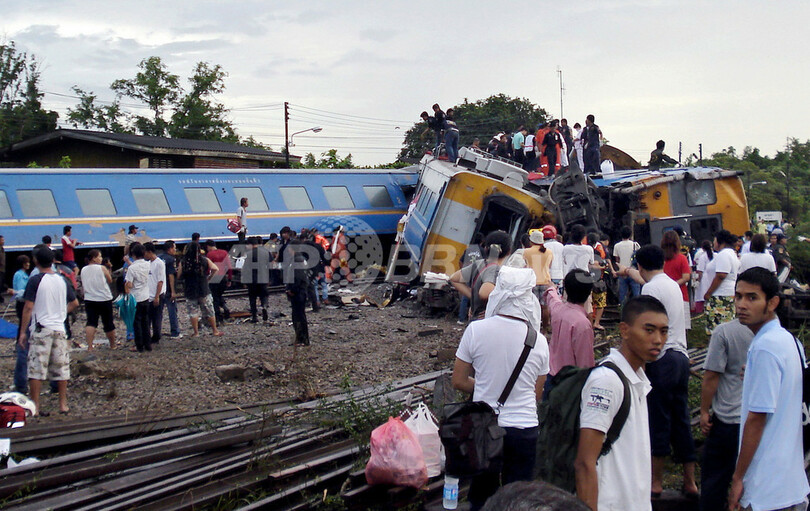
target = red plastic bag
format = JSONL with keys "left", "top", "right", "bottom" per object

{"left": 365, "top": 417, "right": 428, "bottom": 488}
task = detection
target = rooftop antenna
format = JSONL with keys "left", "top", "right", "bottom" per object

{"left": 557, "top": 67, "right": 565, "bottom": 119}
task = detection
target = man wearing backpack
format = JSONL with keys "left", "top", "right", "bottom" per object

{"left": 728, "top": 268, "right": 809, "bottom": 511}
{"left": 574, "top": 295, "right": 667, "bottom": 511}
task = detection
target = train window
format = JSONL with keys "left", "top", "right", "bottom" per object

{"left": 18, "top": 190, "right": 58, "bottom": 217}
{"left": 0, "top": 191, "right": 11, "bottom": 218}
{"left": 279, "top": 187, "right": 313, "bottom": 211}
{"left": 184, "top": 188, "right": 221, "bottom": 213}
{"left": 132, "top": 188, "right": 171, "bottom": 215}
{"left": 323, "top": 186, "right": 355, "bottom": 210}
{"left": 233, "top": 187, "right": 268, "bottom": 211}
{"left": 76, "top": 189, "right": 117, "bottom": 216}
{"left": 685, "top": 180, "right": 717, "bottom": 207}
{"left": 363, "top": 185, "right": 394, "bottom": 208}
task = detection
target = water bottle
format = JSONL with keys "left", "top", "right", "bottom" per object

{"left": 443, "top": 475, "right": 459, "bottom": 509}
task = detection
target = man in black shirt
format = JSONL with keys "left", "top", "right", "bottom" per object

{"left": 159, "top": 241, "right": 182, "bottom": 338}
{"left": 582, "top": 114, "right": 603, "bottom": 174}
{"left": 648, "top": 140, "right": 679, "bottom": 171}
{"left": 285, "top": 241, "right": 310, "bottom": 346}
{"left": 543, "top": 121, "right": 563, "bottom": 177}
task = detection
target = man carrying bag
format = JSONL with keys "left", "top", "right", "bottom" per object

{"left": 443, "top": 266, "right": 550, "bottom": 511}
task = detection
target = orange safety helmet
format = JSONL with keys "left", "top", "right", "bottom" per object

{"left": 541, "top": 225, "right": 558, "bottom": 240}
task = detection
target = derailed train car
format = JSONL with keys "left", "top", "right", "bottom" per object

{"left": 387, "top": 146, "right": 749, "bottom": 281}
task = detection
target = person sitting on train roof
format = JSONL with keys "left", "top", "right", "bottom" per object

{"left": 648, "top": 140, "right": 679, "bottom": 171}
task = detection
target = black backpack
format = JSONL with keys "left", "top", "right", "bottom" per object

{"left": 535, "top": 362, "right": 631, "bottom": 493}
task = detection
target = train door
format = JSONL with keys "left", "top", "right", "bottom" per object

{"left": 649, "top": 214, "right": 721, "bottom": 246}
{"left": 687, "top": 215, "right": 722, "bottom": 245}
{"left": 474, "top": 194, "right": 529, "bottom": 246}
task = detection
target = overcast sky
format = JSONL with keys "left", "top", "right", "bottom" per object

{"left": 2, "top": 1, "right": 808, "bottom": 166}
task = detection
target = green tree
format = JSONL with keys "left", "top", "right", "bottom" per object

{"left": 0, "top": 41, "right": 58, "bottom": 147}
{"left": 110, "top": 56, "right": 181, "bottom": 137}
{"left": 66, "top": 86, "right": 130, "bottom": 132}
{"left": 70, "top": 57, "right": 239, "bottom": 142}
{"left": 168, "top": 62, "right": 237, "bottom": 142}
{"left": 398, "top": 94, "right": 549, "bottom": 160}
{"left": 300, "top": 149, "right": 354, "bottom": 169}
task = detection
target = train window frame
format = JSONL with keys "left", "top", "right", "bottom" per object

{"left": 685, "top": 180, "right": 717, "bottom": 207}
{"left": 76, "top": 189, "right": 117, "bottom": 216}
{"left": 322, "top": 186, "right": 355, "bottom": 210}
{"left": 232, "top": 187, "right": 268, "bottom": 211}
{"left": 18, "top": 189, "right": 59, "bottom": 218}
{"left": 132, "top": 188, "right": 171, "bottom": 215}
{"left": 279, "top": 186, "right": 314, "bottom": 211}
{"left": 183, "top": 187, "right": 222, "bottom": 213}
{"left": 363, "top": 185, "right": 394, "bottom": 208}
{"left": 0, "top": 190, "right": 12, "bottom": 218}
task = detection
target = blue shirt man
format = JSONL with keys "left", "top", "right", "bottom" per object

{"left": 730, "top": 267, "right": 809, "bottom": 511}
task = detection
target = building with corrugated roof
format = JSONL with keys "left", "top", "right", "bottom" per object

{"left": 1, "top": 129, "right": 300, "bottom": 168}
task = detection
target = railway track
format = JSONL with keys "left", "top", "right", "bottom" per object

{"left": 0, "top": 370, "right": 446, "bottom": 510}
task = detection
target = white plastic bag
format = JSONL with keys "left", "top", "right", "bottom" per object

{"left": 404, "top": 402, "right": 443, "bottom": 477}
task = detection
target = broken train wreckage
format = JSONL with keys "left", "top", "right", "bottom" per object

{"left": 384, "top": 145, "right": 751, "bottom": 309}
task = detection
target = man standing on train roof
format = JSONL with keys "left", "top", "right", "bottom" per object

{"left": 60, "top": 226, "right": 81, "bottom": 273}
{"left": 512, "top": 126, "right": 526, "bottom": 166}
{"left": 648, "top": 140, "right": 679, "bottom": 171}
{"left": 542, "top": 120, "right": 563, "bottom": 177}
{"left": 236, "top": 197, "right": 248, "bottom": 244}
{"left": 581, "top": 114, "right": 602, "bottom": 174}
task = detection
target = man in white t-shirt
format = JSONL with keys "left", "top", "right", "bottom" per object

{"left": 125, "top": 242, "right": 151, "bottom": 352}
{"left": 575, "top": 295, "right": 667, "bottom": 511}
{"left": 237, "top": 197, "right": 249, "bottom": 244}
{"left": 626, "top": 244, "right": 698, "bottom": 499}
{"left": 453, "top": 267, "right": 549, "bottom": 511}
{"left": 562, "top": 225, "right": 595, "bottom": 278}
{"left": 17, "top": 247, "right": 79, "bottom": 415}
{"left": 729, "top": 267, "right": 810, "bottom": 511}
{"left": 703, "top": 230, "right": 740, "bottom": 337}
{"left": 144, "top": 242, "right": 166, "bottom": 346}
{"left": 613, "top": 226, "right": 641, "bottom": 304}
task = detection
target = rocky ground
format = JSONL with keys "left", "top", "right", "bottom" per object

{"left": 1, "top": 288, "right": 465, "bottom": 422}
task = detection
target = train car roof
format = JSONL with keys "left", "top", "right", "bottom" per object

{"left": 589, "top": 166, "right": 740, "bottom": 188}
{"left": 0, "top": 166, "right": 419, "bottom": 175}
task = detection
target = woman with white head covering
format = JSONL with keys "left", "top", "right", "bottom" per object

{"left": 485, "top": 266, "right": 544, "bottom": 332}
{"left": 452, "top": 265, "right": 550, "bottom": 509}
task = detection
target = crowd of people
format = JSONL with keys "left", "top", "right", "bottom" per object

{"left": 420, "top": 106, "right": 607, "bottom": 175}
{"left": 3, "top": 197, "right": 340, "bottom": 417}
{"left": 449, "top": 222, "right": 808, "bottom": 511}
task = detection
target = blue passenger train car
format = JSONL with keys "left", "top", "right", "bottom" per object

{"left": 0, "top": 168, "right": 418, "bottom": 253}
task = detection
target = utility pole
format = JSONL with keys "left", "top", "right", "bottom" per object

{"left": 786, "top": 142, "right": 791, "bottom": 221}
{"left": 698, "top": 143, "right": 703, "bottom": 166}
{"left": 678, "top": 142, "right": 682, "bottom": 163}
{"left": 557, "top": 67, "right": 564, "bottom": 119}
{"left": 284, "top": 101, "right": 290, "bottom": 168}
